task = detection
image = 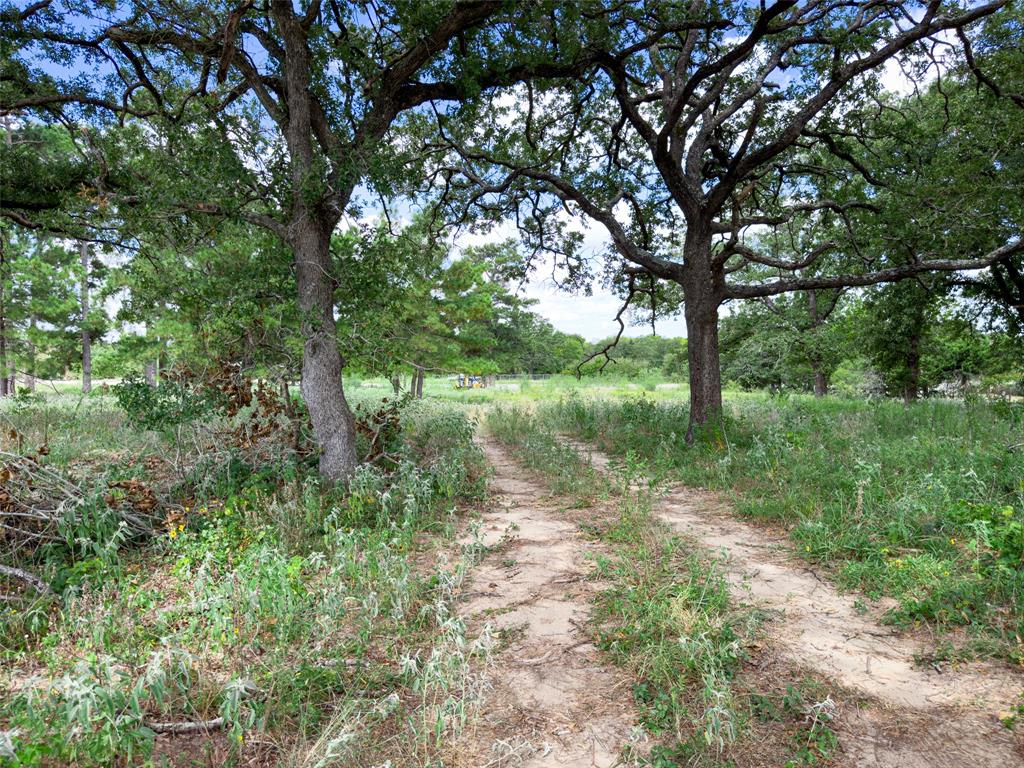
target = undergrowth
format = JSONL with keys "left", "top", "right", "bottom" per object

{"left": 1, "top": 396, "right": 490, "bottom": 767}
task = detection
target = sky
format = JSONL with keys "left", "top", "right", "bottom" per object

{"left": 453, "top": 219, "right": 688, "bottom": 342}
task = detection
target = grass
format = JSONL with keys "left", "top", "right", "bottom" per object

{"left": 347, "top": 373, "right": 685, "bottom": 406}
{"left": 0, "top": 394, "right": 492, "bottom": 767}
{"left": 542, "top": 391, "right": 1024, "bottom": 661}
{"left": 10, "top": 375, "right": 1023, "bottom": 763}
{"left": 485, "top": 405, "right": 840, "bottom": 767}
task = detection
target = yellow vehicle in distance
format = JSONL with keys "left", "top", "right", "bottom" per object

{"left": 454, "top": 374, "right": 487, "bottom": 389}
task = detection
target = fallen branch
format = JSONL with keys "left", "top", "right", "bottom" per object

{"left": 145, "top": 717, "right": 226, "bottom": 735}
{"left": 1, "top": 451, "right": 159, "bottom": 560}
{"left": 0, "top": 564, "right": 54, "bottom": 596}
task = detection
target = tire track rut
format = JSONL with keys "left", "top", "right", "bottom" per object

{"left": 450, "top": 438, "right": 640, "bottom": 767}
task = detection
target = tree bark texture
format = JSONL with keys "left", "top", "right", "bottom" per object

{"left": 80, "top": 241, "right": 91, "bottom": 394}
{"left": 679, "top": 232, "right": 724, "bottom": 441}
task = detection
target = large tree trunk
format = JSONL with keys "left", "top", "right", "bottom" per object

{"left": 807, "top": 292, "right": 827, "bottom": 397}
{"left": 273, "top": 4, "right": 358, "bottom": 482}
{"left": 80, "top": 241, "right": 92, "bottom": 394}
{"left": 810, "top": 358, "right": 828, "bottom": 397}
{"left": 680, "top": 234, "right": 724, "bottom": 441}
{"left": 683, "top": 296, "right": 723, "bottom": 439}
{"left": 294, "top": 223, "right": 358, "bottom": 482}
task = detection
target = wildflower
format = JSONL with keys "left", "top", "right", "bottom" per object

{"left": 169, "top": 528, "right": 178, "bottom": 539}
{"left": 805, "top": 545, "right": 811, "bottom": 552}
{"left": 950, "top": 538, "right": 957, "bottom": 545}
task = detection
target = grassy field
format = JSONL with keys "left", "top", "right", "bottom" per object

{"left": 529, "top": 390, "right": 1024, "bottom": 662}
{"left": 3, "top": 377, "right": 1023, "bottom": 765}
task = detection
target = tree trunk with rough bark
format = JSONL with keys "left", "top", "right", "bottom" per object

{"left": 811, "top": 359, "right": 828, "bottom": 397}
{"left": 679, "top": 232, "right": 724, "bottom": 441}
{"left": 904, "top": 332, "right": 922, "bottom": 403}
{"left": 145, "top": 361, "right": 157, "bottom": 386}
{"left": 273, "top": 4, "right": 359, "bottom": 483}
{"left": 80, "top": 241, "right": 91, "bottom": 394}
{"left": 807, "top": 291, "right": 828, "bottom": 397}
{"left": 294, "top": 223, "right": 358, "bottom": 482}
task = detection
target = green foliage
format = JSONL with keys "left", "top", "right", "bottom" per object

{"left": 580, "top": 335, "right": 688, "bottom": 380}
{"left": 112, "top": 374, "right": 218, "bottom": 431}
{"left": 0, "top": 398, "right": 488, "bottom": 767}
{"left": 719, "top": 290, "right": 851, "bottom": 393}
{"left": 336, "top": 226, "right": 585, "bottom": 382}
{"left": 0, "top": 230, "right": 83, "bottom": 382}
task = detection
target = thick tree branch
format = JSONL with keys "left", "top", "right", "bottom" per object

{"left": 726, "top": 239, "right": 1024, "bottom": 299}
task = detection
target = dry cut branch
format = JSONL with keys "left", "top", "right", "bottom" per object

{"left": 145, "top": 717, "right": 226, "bottom": 735}
{"left": 0, "top": 450, "right": 160, "bottom": 560}
{"left": 0, "top": 563, "right": 54, "bottom": 596}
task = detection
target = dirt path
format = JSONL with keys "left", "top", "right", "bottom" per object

{"left": 568, "top": 438, "right": 1024, "bottom": 768}
{"left": 450, "top": 439, "right": 639, "bottom": 767}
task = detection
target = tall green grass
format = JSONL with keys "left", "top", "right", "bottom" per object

{"left": 543, "top": 393, "right": 1024, "bottom": 660}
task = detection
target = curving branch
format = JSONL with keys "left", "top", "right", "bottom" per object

{"left": 726, "top": 239, "right": 1024, "bottom": 299}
